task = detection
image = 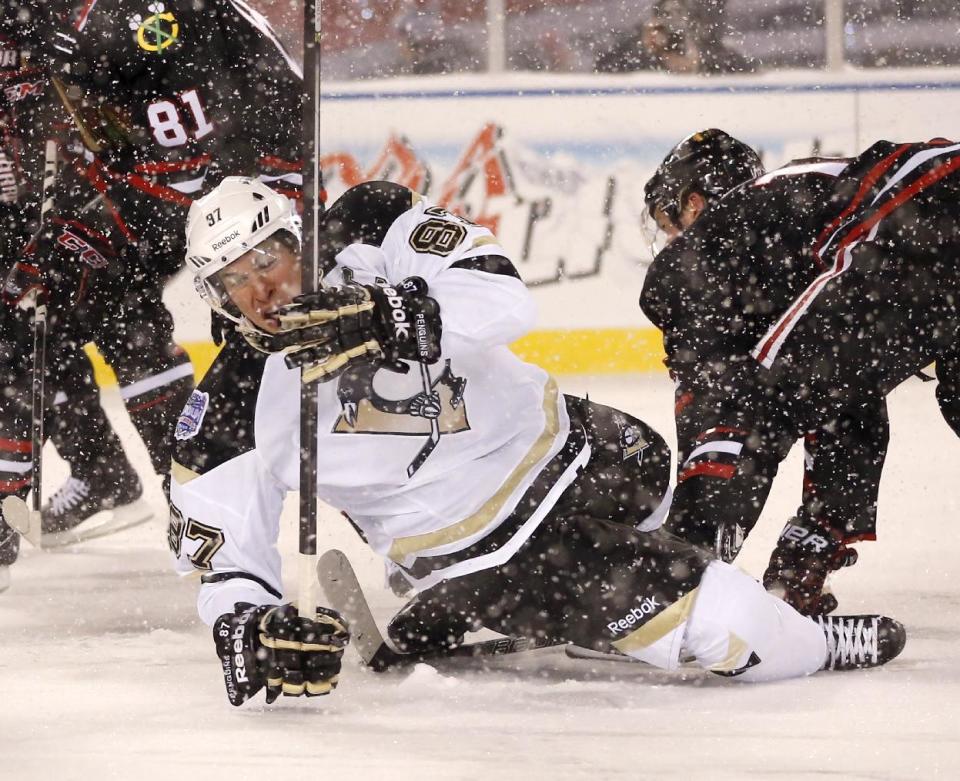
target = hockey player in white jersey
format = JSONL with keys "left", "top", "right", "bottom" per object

{"left": 170, "top": 177, "right": 906, "bottom": 706}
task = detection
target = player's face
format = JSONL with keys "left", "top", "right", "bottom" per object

{"left": 216, "top": 236, "right": 301, "bottom": 333}
{"left": 654, "top": 207, "right": 682, "bottom": 242}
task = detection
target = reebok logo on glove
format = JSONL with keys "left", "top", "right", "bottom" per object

{"left": 381, "top": 285, "right": 411, "bottom": 340}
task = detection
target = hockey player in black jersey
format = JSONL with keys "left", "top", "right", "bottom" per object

{"left": 0, "top": 1, "right": 157, "bottom": 565}
{"left": 640, "top": 129, "right": 960, "bottom": 615}
{"left": 0, "top": 0, "right": 303, "bottom": 578}
{"left": 169, "top": 176, "right": 905, "bottom": 706}
{"left": 640, "top": 129, "right": 887, "bottom": 615}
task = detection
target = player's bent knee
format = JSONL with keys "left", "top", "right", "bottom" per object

{"left": 683, "top": 561, "right": 827, "bottom": 682}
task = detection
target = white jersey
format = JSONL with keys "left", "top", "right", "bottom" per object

{"left": 170, "top": 194, "right": 588, "bottom": 624}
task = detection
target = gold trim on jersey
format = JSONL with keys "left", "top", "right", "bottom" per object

{"left": 610, "top": 588, "right": 698, "bottom": 655}
{"left": 171, "top": 459, "right": 201, "bottom": 485}
{"left": 387, "top": 377, "right": 561, "bottom": 563}
{"left": 470, "top": 236, "right": 499, "bottom": 249}
{"left": 708, "top": 632, "right": 750, "bottom": 673}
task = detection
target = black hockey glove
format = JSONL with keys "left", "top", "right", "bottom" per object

{"left": 2, "top": 260, "right": 47, "bottom": 309}
{"left": 251, "top": 277, "right": 442, "bottom": 384}
{"left": 213, "top": 602, "right": 350, "bottom": 707}
{"left": 762, "top": 516, "right": 859, "bottom": 616}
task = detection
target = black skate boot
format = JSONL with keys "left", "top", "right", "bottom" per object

{"left": 41, "top": 465, "right": 152, "bottom": 548}
{"left": 817, "top": 614, "right": 906, "bottom": 671}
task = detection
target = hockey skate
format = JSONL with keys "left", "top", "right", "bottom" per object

{"left": 818, "top": 614, "right": 906, "bottom": 671}
{"left": 41, "top": 468, "right": 153, "bottom": 548}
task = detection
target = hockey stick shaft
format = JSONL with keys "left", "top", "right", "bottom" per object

{"left": 6, "top": 140, "right": 59, "bottom": 545}
{"left": 298, "top": 0, "right": 323, "bottom": 617}
{"left": 406, "top": 362, "right": 440, "bottom": 477}
{"left": 29, "top": 140, "right": 60, "bottom": 513}
{"left": 29, "top": 304, "right": 46, "bottom": 513}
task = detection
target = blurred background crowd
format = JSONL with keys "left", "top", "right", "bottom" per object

{"left": 259, "top": 0, "right": 960, "bottom": 81}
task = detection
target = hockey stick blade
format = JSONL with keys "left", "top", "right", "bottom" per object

{"left": 318, "top": 549, "right": 561, "bottom": 672}
{"left": 564, "top": 646, "right": 637, "bottom": 664}
{"left": 2, "top": 495, "right": 42, "bottom": 547}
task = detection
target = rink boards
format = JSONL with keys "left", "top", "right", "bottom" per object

{"left": 91, "top": 68, "right": 960, "bottom": 383}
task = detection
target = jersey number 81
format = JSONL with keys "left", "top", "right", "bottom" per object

{"left": 146, "top": 88, "right": 214, "bottom": 148}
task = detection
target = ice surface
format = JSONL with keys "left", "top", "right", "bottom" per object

{"left": 2, "top": 374, "right": 959, "bottom": 779}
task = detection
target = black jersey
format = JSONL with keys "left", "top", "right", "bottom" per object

{"left": 640, "top": 159, "right": 848, "bottom": 396}
{"left": 52, "top": 0, "right": 302, "bottom": 207}
{"left": 0, "top": 2, "right": 59, "bottom": 260}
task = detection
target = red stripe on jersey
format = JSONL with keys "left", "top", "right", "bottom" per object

{"left": 75, "top": 0, "right": 99, "bottom": 31}
{"left": 695, "top": 426, "right": 747, "bottom": 441}
{"left": 0, "top": 477, "right": 30, "bottom": 491}
{"left": 127, "top": 392, "right": 174, "bottom": 413}
{"left": 134, "top": 155, "right": 211, "bottom": 175}
{"left": 678, "top": 461, "right": 736, "bottom": 483}
{"left": 53, "top": 218, "right": 116, "bottom": 253}
{"left": 260, "top": 155, "right": 302, "bottom": 172}
{"left": 0, "top": 438, "right": 31, "bottom": 454}
{"left": 756, "top": 148, "right": 960, "bottom": 367}
{"left": 812, "top": 144, "right": 911, "bottom": 259}
{"left": 82, "top": 161, "right": 138, "bottom": 243}
{"left": 674, "top": 391, "right": 694, "bottom": 417}
{"left": 122, "top": 173, "right": 193, "bottom": 206}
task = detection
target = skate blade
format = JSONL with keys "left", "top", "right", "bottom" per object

{"left": 41, "top": 500, "right": 154, "bottom": 549}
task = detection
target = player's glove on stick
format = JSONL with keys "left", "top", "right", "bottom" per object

{"left": 2, "top": 261, "right": 47, "bottom": 309}
{"left": 213, "top": 602, "right": 350, "bottom": 707}
{"left": 251, "top": 277, "right": 442, "bottom": 383}
{"left": 762, "top": 516, "right": 858, "bottom": 616}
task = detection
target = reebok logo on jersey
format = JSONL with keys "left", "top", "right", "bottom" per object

{"left": 607, "top": 596, "right": 661, "bottom": 635}
{"left": 212, "top": 230, "right": 240, "bottom": 252}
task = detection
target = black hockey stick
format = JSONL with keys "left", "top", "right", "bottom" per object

{"left": 318, "top": 549, "right": 562, "bottom": 671}
{"left": 2, "top": 139, "right": 60, "bottom": 547}
{"left": 406, "top": 362, "right": 440, "bottom": 477}
{"left": 296, "top": 0, "right": 323, "bottom": 615}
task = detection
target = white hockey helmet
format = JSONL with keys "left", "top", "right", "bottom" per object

{"left": 184, "top": 176, "right": 302, "bottom": 324}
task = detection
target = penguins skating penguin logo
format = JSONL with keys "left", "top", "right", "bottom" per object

{"left": 333, "top": 359, "right": 470, "bottom": 476}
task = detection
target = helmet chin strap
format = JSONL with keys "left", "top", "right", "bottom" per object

{"left": 237, "top": 317, "right": 274, "bottom": 354}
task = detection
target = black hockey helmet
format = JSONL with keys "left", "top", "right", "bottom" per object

{"left": 644, "top": 128, "right": 764, "bottom": 229}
